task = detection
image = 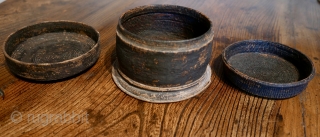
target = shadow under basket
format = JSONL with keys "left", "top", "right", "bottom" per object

{"left": 112, "top": 5, "right": 214, "bottom": 103}
{"left": 222, "top": 40, "right": 315, "bottom": 99}
{"left": 3, "top": 21, "right": 100, "bottom": 81}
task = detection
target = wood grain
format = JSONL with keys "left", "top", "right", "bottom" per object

{"left": 0, "top": 0, "right": 319, "bottom": 136}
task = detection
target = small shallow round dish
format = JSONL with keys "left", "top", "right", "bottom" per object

{"left": 222, "top": 40, "right": 315, "bottom": 99}
{"left": 3, "top": 21, "right": 100, "bottom": 81}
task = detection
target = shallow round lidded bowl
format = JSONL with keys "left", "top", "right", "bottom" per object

{"left": 222, "top": 40, "right": 315, "bottom": 99}
{"left": 3, "top": 21, "right": 100, "bottom": 81}
{"left": 112, "top": 5, "right": 214, "bottom": 103}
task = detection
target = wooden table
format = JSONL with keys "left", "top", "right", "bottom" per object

{"left": 0, "top": 0, "right": 319, "bottom": 136}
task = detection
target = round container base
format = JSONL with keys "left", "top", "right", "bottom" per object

{"left": 112, "top": 60, "right": 212, "bottom": 103}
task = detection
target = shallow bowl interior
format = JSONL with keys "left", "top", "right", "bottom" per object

{"left": 221, "top": 40, "right": 315, "bottom": 99}
{"left": 4, "top": 21, "right": 99, "bottom": 64}
{"left": 223, "top": 40, "right": 314, "bottom": 85}
{"left": 3, "top": 21, "right": 100, "bottom": 81}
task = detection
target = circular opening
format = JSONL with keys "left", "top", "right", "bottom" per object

{"left": 120, "top": 5, "right": 211, "bottom": 41}
{"left": 4, "top": 21, "right": 99, "bottom": 64}
{"left": 228, "top": 53, "right": 300, "bottom": 83}
{"left": 223, "top": 40, "right": 315, "bottom": 85}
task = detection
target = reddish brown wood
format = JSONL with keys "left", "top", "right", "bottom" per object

{"left": 0, "top": 0, "right": 319, "bottom": 136}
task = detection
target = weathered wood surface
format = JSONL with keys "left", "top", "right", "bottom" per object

{"left": 0, "top": 0, "right": 319, "bottom": 136}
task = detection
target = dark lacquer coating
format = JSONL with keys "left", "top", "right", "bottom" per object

{"left": 113, "top": 5, "right": 214, "bottom": 103}
{"left": 3, "top": 21, "right": 100, "bottom": 81}
{"left": 222, "top": 40, "right": 315, "bottom": 99}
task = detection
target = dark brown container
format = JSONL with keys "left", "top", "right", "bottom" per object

{"left": 222, "top": 40, "right": 315, "bottom": 99}
{"left": 112, "top": 5, "right": 214, "bottom": 103}
{"left": 3, "top": 21, "right": 100, "bottom": 81}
